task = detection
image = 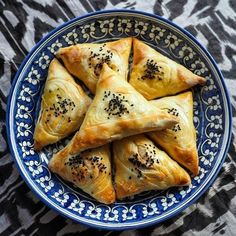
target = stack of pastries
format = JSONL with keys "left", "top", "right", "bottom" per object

{"left": 34, "top": 37, "right": 206, "bottom": 204}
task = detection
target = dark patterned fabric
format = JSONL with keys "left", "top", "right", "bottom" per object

{"left": 0, "top": 0, "right": 236, "bottom": 235}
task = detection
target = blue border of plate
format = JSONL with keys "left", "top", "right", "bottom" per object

{"left": 6, "top": 10, "right": 232, "bottom": 230}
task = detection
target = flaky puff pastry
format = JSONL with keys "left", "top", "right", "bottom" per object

{"left": 129, "top": 38, "right": 206, "bottom": 100}
{"left": 49, "top": 144, "right": 115, "bottom": 204}
{"left": 34, "top": 58, "right": 91, "bottom": 150}
{"left": 113, "top": 135, "right": 191, "bottom": 199}
{"left": 56, "top": 37, "right": 132, "bottom": 93}
{"left": 51, "top": 63, "right": 177, "bottom": 159}
{"left": 148, "top": 91, "right": 199, "bottom": 176}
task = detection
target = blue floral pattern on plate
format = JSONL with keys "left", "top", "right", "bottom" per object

{"left": 7, "top": 10, "right": 231, "bottom": 230}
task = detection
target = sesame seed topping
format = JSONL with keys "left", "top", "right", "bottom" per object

{"left": 128, "top": 143, "right": 160, "bottom": 178}
{"left": 103, "top": 91, "right": 133, "bottom": 119}
{"left": 48, "top": 95, "right": 75, "bottom": 119}
{"left": 140, "top": 59, "right": 163, "bottom": 80}
{"left": 167, "top": 107, "right": 179, "bottom": 117}
{"left": 65, "top": 153, "right": 107, "bottom": 182}
{"left": 88, "top": 48, "right": 114, "bottom": 76}
{"left": 171, "top": 124, "right": 181, "bottom": 132}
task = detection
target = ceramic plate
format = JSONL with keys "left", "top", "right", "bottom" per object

{"left": 6, "top": 10, "right": 232, "bottom": 230}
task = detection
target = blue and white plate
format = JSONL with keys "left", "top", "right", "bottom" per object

{"left": 6, "top": 10, "right": 232, "bottom": 230}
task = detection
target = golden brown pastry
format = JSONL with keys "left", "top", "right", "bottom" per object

{"left": 113, "top": 135, "right": 191, "bottom": 199}
{"left": 51, "top": 63, "right": 177, "bottom": 160}
{"left": 34, "top": 58, "right": 91, "bottom": 150}
{"left": 49, "top": 144, "right": 115, "bottom": 204}
{"left": 129, "top": 38, "right": 206, "bottom": 100}
{"left": 56, "top": 37, "right": 132, "bottom": 93}
{"left": 148, "top": 91, "right": 199, "bottom": 175}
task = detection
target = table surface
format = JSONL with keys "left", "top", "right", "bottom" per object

{"left": 0, "top": 0, "right": 236, "bottom": 235}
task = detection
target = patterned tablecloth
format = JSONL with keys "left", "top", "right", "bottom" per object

{"left": 0, "top": 0, "right": 236, "bottom": 235}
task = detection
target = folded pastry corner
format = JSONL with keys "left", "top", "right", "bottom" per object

{"left": 129, "top": 38, "right": 206, "bottom": 100}
{"left": 34, "top": 58, "right": 91, "bottom": 150}
{"left": 49, "top": 144, "right": 116, "bottom": 204}
{"left": 56, "top": 37, "right": 132, "bottom": 93}
{"left": 54, "top": 63, "right": 177, "bottom": 157}
{"left": 113, "top": 134, "right": 191, "bottom": 199}
{"left": 148, "top": 91, "right": 199, "bottom": 176}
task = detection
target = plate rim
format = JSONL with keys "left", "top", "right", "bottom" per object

{"left": 6, "top": 9, "right": 232, "bottom": 230}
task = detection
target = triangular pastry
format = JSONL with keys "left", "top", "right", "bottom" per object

{"left": 57, "top": 37, "right": 132, "bottom": 93}
{"left": 34, "top": 58, "right": 91, "bottom": 150}
{"left": 49, "top": 144, "right": 115, "bottom": 204}
{"left": 148, "top": 91, "right": 199, "bottom": 175}
{"left": 52, "top": 63, "right": 177, "bottom": 158}
{"left": 129, "top": 38, "right": 206, "bottom": 100}
{"left": 113, "top": 134, "right": 191, "bottom": 199}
